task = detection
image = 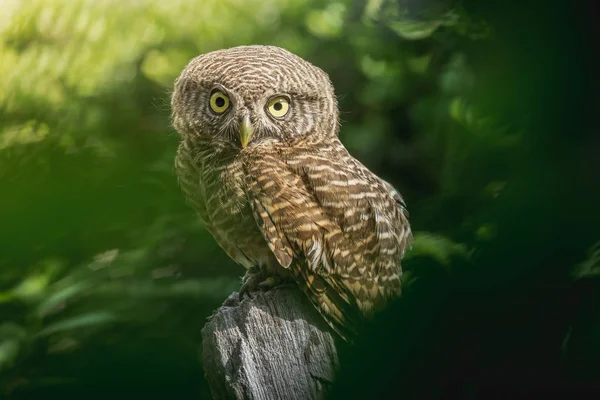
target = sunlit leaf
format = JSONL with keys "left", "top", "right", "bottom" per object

{"left": 90, "top": 249, "right": 120, "bottom": 270}
{"left": 36, "top": 312, "right": 117, "bottom": 337}
{"left": 388, "top": 20, "right": 441, "bottom": 40}
{"left": 305, "top": 3, "right": 346, "bottom": 39}
{"left": 11, "top": 273, "right": 51, "bottom": 301}
{"left": 37, "top": 281, "right": 92, "bottom": 318}
{"left": 405, "top": 232, "right": 469, "bottom": 266}
{"left": 0, "top": 121, "right": 50, "bottom": 149}
{"left": 363, "top": 0, "right": 384, "bottom": 21}
{"left": 93, "top": 278, "right": 238, "bottom": 299}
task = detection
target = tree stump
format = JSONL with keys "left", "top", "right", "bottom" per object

{"left": 201, "top": 285, "right": 339, "bottom": 400}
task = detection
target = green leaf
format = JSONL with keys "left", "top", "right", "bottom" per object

{"left": 0, "top": 339, "right": 20, "bottom": 372}
{"left": 0, "top": 291, "right": 15, "bottom": 303}
{"left": 360, "top": 55, "right": 388, "bottom": 79}
{"left": 0, "top": 322, "right": 27, "bottom": 341}
{"left": 364, "top": 0, "right": 385, "bottom": 21}
{"left": 572, "top": 241, "right": 600, "bottom": 279}
{"left": 36, "top": 312, "right": 117, "bottom": 338}
{"left": 11, "top": 273, "right": 51, "bottom": 301}
{"left": 37, "top": 281, "right": 92, "bottom": 318}
{"left": 406, "top": 53, "right": 432, "bottom": 74}
{"left": 305, "top": 3, "right": 346, "bottom": 39}
{"left": 388, "top": 20, "right": 441, "bottom": 40}
{"left": 93, "top": 278, "right": 238, "bottom": 300}
{"left": 449, "top": 96, "right": 468, "bottom": 122}
{"left": 406, "top": 232, "right": 469, "bottom": 266}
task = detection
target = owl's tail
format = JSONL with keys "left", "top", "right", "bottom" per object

{"left": 295, "top": 267, "right": 364, "bottom": 342}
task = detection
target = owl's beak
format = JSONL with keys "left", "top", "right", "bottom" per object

{"left": 239, "top": 115, "right": 254, "bottom": 148}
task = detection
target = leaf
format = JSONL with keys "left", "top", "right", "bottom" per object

{"left": 0, "top": 340, "right": 20, "bottom": 372}
{"left": 572, "top": 241, "right": 600, "bottom": 280}
{"left": 405, "top": 232, "right": 469, "bottom": 266}
{"left": 406, "top": 53, "right": 432, "bottom": 74}
{"left": 388, "top": 20, "right": 442, "bottom": 40}
{"left": 0, "top": 322, "right": 27, "bottom": 341}
{"left": 10, "top": 258, "right": 65, "bottom": 302}
{"left": 0, "top": 121, "right": 50, "bottom": 150}
{"left": 93, "top": 278, "right": 239, "bottom": 300}
{"left": 0, "top": 291, "right": 14, "bottom": 303}
{"left": 360, "top": 55, "right": 388, "bottom": 79}
{"left": 364, "top": 0, "right": 385, "bottom": 21}
{"left": 449, "top": 96, "right": 469, "bottom": 122}
{"left": 37, "top": 281, "right": 92, "bottom": 318}
{"left": 11, "top": 273, "right": 50, "bottom": 301}
{"left": 305, "top": 3, "right": 346, "bottom": 39}
{"left": 35, "top": 312, "right": 117, "bottom": 338}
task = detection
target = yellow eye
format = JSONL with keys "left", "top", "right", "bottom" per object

{"left": 267, "top": 96, "right": 290, "bottom": 118}
{"left": 209, "top": 91, "right": 230, "bottom": 113}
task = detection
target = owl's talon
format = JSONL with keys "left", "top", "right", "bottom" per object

{"left": 258, "top": 276, "right": 281, "bottom": 290}
{"left": 239, "top": 272, "right": 283, "bottom": 300}
{"left": 238, "top": 288, "right": 253, "bottom": 301}
{"left": 239, "top": 270, "right": 263, "bottom": 300}
{"left": 239, "top": 282, "right": 255, "bottom": 301}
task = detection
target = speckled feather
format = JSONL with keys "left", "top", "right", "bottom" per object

{"left": 172, "top": 45, "right": 412, "bottom": 339}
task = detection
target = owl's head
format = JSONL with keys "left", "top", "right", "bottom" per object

{"left": 171, "top": 45, "right": 339, "bottom": 148}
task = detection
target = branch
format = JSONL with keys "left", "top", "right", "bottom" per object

{"left": 201, "top": 286, "right": 339, "bottom": 400}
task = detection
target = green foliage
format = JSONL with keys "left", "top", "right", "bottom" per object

{"left": 0, "top": 0, "right": 594, "bottom": 398}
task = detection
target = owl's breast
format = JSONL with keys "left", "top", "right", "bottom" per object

{"left": 203, "top": 157, "right": 247, "bottom": 215}
{"left": 201, "top": 155, "right": 272, "bottom": 268}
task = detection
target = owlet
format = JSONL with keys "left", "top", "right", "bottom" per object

{"left": 171, "top": 45, "right": 412, "bottom": 339}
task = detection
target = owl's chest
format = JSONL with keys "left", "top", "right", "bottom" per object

{"left": 202, "top": 158, "right": 247, "bottom": 216}
{"left": 201, "top": 155, "right": 253, "bottom": 229}
{"left": 200, "top": 157, "right": 269, "bottom": 260}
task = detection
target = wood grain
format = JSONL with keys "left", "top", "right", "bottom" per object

{"left": 202, "top": 286, "right": 339, "bottom": 399}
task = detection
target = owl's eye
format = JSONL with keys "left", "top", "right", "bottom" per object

{"left": 266, "top": 96, "right": 290, "bottom": 119}
{"left": 209, "top": 91, "right": 230, "bottom": 113}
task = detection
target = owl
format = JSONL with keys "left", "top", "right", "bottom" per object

{"left": 171, "top": 45, "right": 412, "bottom": 339}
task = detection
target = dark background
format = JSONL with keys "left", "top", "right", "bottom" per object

{"left": 0, "top": 0, "right": 597, "bottom": 398}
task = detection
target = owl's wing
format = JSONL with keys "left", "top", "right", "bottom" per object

{"left": 244, "top": 150, "right": 411, "bottom": 339}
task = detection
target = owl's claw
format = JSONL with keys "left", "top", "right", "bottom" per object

{"left": 239, "top": 271, "right": 283, "bottom": 301}
{"left": 238, "top": 280, "right": 256, "bottom": 301}
{"left": 258, "top": 276, "right": 281, "bottom": 290}
{"left": 239, "top": 270, "right": 262, "bottom": 300}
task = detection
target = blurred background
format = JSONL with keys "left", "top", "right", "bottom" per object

{"left": 0, "top": 0, "right": 597, "bottom": 398}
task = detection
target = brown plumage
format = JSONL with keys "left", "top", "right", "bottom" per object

{"left": 171, "top": 45, "right": 412, "bottom": 339}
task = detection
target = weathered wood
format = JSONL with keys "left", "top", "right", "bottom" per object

{"left": 201, "top": 285, "right": 339, "bottom": 400}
